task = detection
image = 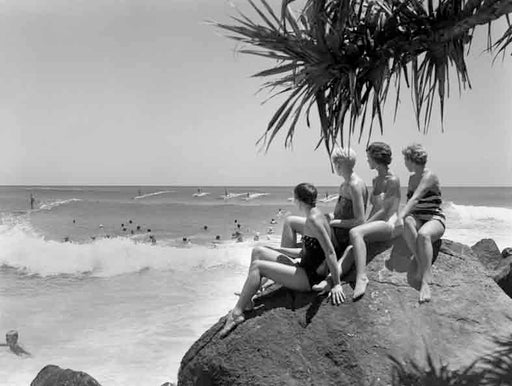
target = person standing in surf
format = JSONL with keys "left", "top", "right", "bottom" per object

{"left": 396, "top": 144, "right": 445, "bottom": 303}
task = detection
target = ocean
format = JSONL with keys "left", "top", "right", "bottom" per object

{"left": 0, "top": 185, "right": 511, "bottom": 385}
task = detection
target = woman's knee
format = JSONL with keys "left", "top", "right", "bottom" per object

{"left": 251, "top": 246, "right": 266, "bottom": 262}
{"left": 417, "top": 229, "right": 432, "bottom": 244}
{"left": 249, "top": 259, "right": 263, "bottom": 273}
{"left": 349, "top": 227, "right": 362, "bottom": 243}
{"left": 283, "top": 216, "right": 304, "bottom": 231}
{"left": 404, "top": 216, "right": 416, "bottom": 228}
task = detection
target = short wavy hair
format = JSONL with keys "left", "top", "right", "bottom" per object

{"left": 294, "top": 183, "right": 317, "bottom": 207}
{"left": 331, "top": 147, "right": 356, "bottom": 169}
{"left": 402, "top": 143, "right": 428, "bottom": 165}
{"left": 366, "top": 142, "right": 392, "bottom": 166}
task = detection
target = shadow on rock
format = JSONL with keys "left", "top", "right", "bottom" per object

{"left": 390, "top": 331, "right": 512, "bottom": 386}
{"left": 247, "top": 239, "right": 396, "bottom": 325}
{"left": 385, "top": 237, "right": 442, "bottom": 290}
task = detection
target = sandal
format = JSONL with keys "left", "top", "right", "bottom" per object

{"left": 219, "top": 310, "right": 245, "bottom": 339}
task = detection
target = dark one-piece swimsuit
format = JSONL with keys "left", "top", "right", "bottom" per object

{"left": 332, "top": 187, "right": 368, "bottom": 256}
{"left": 297, "top": 235, "right": 326, "bottom": 288}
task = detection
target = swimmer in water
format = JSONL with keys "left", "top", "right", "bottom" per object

{"left": 0, "top": 330, "right": 31, "bottom": 357}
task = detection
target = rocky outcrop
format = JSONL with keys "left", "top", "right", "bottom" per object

{"left": 471, "top": 238, "right": 512, "bottom": 298}
{"left": 178, "top": 238, "right": 512, "bottom": 386}
{"left": 31, "top": 365, "right": 101, "bottom": 386}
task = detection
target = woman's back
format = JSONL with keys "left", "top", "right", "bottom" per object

{"left": 368, "top": 174, "right": 400, "bottom": 221}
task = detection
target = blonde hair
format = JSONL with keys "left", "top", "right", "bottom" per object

{"left": 331, "top": 147, "right": 357, "bottom": 169}
{"left": 402, "top": 143, "right": 428, "bottom": 165}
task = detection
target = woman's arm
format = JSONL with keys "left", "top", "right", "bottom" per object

{"left": 398, "top": 171, "right": 436, "bottom": 219}
{"left": 366, "top": 176, "right": 401, "bottom": 222}
{"left": 330, "top": 182, "right": 366, "bottom": 229}
{"left": 311, "top": 216, "right": 345, "bottom": 304}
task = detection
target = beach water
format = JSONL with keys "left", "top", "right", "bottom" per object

{"left": 1, "top": 186, "right": 511, "bottom": 385}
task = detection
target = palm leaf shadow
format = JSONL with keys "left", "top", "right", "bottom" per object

{"left": 390, "top": 330, "right": 512, "bottom": 385}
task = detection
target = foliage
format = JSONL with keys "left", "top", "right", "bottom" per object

{"left": 215, "top": 0, "right": 512, "bottom": 155}
{"left": 390, "top": 333, "right": 512, "bottom": 386}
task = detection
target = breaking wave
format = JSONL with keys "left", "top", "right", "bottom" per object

{"left": 0, "top": 221, "right": 253, "bottom": 278}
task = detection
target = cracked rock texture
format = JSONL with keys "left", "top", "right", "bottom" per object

{"left": 178, "top": 238, "right": 512, "bottom": 386}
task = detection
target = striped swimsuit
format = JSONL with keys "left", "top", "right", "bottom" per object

{"left": 406, "top": 187, "right": 446, "bottom": 228}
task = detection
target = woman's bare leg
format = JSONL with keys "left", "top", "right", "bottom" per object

{"left": 403, "top": 216, "right": 419, "bottom": 254}
{"left": 416, "top": 220, "right": 445, "bottom": 303}
{"left": 349, "top": 221, "right": 394, "bottom": 300}
{"left": 247, "top": 246, "right": 301, "bottom": 293}
{"left": 220, "top": 261, "right": 310, "bottom": 338}
{"left": 280, "top": 216, "right": 306, "bottom": 248}
{"left": 403, "top": 216, "right": 422, "bottom": 280}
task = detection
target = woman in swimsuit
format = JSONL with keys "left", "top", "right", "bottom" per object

{"left": 279, "top": 148, "right": 367, "bottom": 255}
{"left": 396, "top": 144, "right": 445, "bottom": 303}
{"left": 219, "top": 183, "right": 344, "bottom": 338}
{"left": 311, "top": 148, "right": 368, "bottom": 287}
{"left": 329, "top": 148, "right": 369, "bottom": 256}
{"left": 345, "top": 142, "right": 401, "bottom": 300}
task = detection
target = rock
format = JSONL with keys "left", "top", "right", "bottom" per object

{"left": 31, "top": 365, "right": 101, "bottom": 386}
{"left": 178, "top": 238, "right": 512, "bottom": 386}
{"left": 471, "top": 238, "right": 512, "bottom": 298}
{"left": 502, "top": 247, "right": 512, "bottom": 258}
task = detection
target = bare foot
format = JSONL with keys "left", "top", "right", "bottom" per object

{"left": 312, "top": 276, "right": 333, "bottom": 294}
{"left": 419, "top": 282, "right": 431, "bottom": 303}
{"left": 219, "top": 311, "right": 245, "bottom": 339}
{"left": 353, "top": 275, "right": 369, "bottom": 301}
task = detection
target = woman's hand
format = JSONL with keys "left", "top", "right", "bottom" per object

{"left": 325, "top": 213, "right": 334, "bottom": 222}
{"left": 328, "top": 284, "right": 345, "bottom": 305}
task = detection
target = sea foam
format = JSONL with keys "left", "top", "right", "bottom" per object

{"left": 37, "top": 198, "right": 83, "bottom": 211}
{"left": 443, "top": 202, "right": 512, "bottom": 250}
{"left": 0, "top": 222, "right": 253, "bottom": 278}
{"left": 133, "top": 190, "right": 175, "bottom": 199}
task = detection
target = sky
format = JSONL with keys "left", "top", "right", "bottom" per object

{"left": 1, "top": 0, "right": 511, "bottom": 186}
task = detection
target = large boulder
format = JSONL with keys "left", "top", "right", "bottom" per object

{"left": 471, "top": 238, "right": 512, "bottom": 297}
{"left": 31, "top": 365, "right": 101, "bottom": 386}
{"left": 178, "top": 238, "right": 512, "bottom": 386}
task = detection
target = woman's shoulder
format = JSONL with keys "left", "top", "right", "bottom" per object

{"left": 385, "top": 173, "right": 400, "bottom": 187}
{"left": 309, "top": 208, "right": 328, "bottom": 225}
{"left": 422, "top": 169, "right": 440, "bottom": 187}
{"left": 348, "top": 176, "right": 366, "bottom": 191}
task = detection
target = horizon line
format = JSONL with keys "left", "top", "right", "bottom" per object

{"left": 2, "top": 184, "right": 512, "bottom": 188}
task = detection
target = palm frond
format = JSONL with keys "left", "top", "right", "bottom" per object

{"left": 215, "top": 0, "right": 512, "bottom": 156}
